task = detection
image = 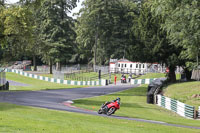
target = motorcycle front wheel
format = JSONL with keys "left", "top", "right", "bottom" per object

{"left": 98, "top": 109, "right": 103, "bottom": 114}
{"left": 106, "top": 108, "right": 116, "bottom": 116}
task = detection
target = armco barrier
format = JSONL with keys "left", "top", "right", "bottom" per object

{"left": 5, "top": 69, "right": 107, "bottom": 86}
{"left": 0, "top": 69, "right": 9, "bottom": 91}
{"left": 157, "top": 95, "right": 195, "bottom": 119}
{"left": 131, "top": 78, "right": 157, "bottom": 85}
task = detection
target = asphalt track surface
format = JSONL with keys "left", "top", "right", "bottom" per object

{"left": 0, "top": 83, "right": 200, "bottom": 130}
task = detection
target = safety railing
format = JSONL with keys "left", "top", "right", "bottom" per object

{"left": 131, "top": 78, "right": 157, "bottom": 85}
{"left": 0, "top": 69, "right": 8, "bottom": 90}
{"left": 157, "top": 95, "right": 195, "bottom": 119}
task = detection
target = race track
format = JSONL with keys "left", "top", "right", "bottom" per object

{"left": 0, "top": 84, "right": 137, "bottom": 114}
{"left": 0, "top": 84, "right": 200, "bottom": 130}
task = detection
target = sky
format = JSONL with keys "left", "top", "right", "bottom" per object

{"left": 6, "top": 0, "right": 84, "bottom": 18}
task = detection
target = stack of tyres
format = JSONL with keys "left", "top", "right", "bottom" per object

{"left": 146, "top": 78, "right": 166, "bottom": 104}
{"left": 147, "top": 85, "right": 158, "bottom": 104}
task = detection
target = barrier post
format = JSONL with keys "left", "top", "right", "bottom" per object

{"left": 194, "top": 109, "right": 197, "bottom": 119}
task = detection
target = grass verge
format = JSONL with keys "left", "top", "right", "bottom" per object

{"left": 6, "top": 72, "right": 86, "bottom": 91}
{"left": 136, "top": 73, "right": 181, "bottom": 80}
{"left": 164, "top": 81, "right": 200, "bottom": 109}
{"left": 73, "top": 85, "right": 200, "bottom": 127}
{"left": 136, "top": 73, "right": 166, "bottom": 79}
{"left": 0, "top": 103, "right": 199, "bottom": 133}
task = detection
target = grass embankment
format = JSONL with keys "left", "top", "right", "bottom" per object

{"left": 73, "top": 73, "right": 200, "bottom": 127}
{"left": 73, "top": 85, "right": 200, "bottom": 127}
{"left": 136, "top": 73, "right": 181, "bottom": 80}
{"left": 0, "top": 103, "right": 199, "bottom": 133}
{"left": 164, "top": 81, "right": 200, "bottom": 109}
{"left": 136, "top": 73, "right": 166, "bottom": 79}
{"left": 6, "top": 72, "right": 86, "bottom": 91}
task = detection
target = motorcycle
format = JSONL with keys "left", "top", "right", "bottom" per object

{"left": 121, "top": 75, "right": 126, "bottom": 83}
{"left": 97, "top": 99, "right": 120, "bottom": 116}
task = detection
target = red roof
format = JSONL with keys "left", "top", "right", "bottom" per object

{"left": 109, "top": 62, "right": 115, "bottom": 64}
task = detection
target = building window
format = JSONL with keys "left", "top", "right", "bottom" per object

{"left": 143, "top": 64, "right": 145, "bottom": 68}
{"left": 118, "top": 64, "right": 120, "bottom": 67}
{"left": 139, "top": 64, "right": 141, "bottom": 68}
{"left": 122, "top": 64, "right": 124, "bottom": 68}
{"left": 125, "top": 64, "right": 127, "bottom": 67}
{"left": 136, "top": 64, "right": 138, "bottom": 68}
{"left": 130, "top": 64, "right": 132, "bottom": 68}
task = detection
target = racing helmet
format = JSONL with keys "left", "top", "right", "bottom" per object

{"left": 116, "top": 97, "right": 120, "bottom": 101}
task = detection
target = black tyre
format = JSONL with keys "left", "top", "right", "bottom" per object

{"left": 98, "top": 109, "right": 103, "bottom": 114}
{"left": 106, "top": 108, "right": 116, "bottom": 116}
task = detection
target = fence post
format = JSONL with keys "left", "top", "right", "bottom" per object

{"left": 194, "top": 109, "right": 197, "bottom": 119}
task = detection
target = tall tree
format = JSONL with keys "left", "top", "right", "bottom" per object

{"left": 130, "top": 1, "right": 184, "bottom": 82}
{"left": 38, "top": 0, "right": 77, "bottom": 73}
{"left": 151, "top": 0, "right": 200, "bottom": 70}
{"left": 0, "top": 4, "right": 34, "bottom": 63}
{"left": 76, "top": 0, "right": 137, "bottom": 70}
{"left": 19, "top": 0, "right": 44, "bottom": 71}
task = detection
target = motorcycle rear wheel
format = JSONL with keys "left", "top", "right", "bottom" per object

{"left": 106, "top": 108, "right": 116, "bottom": 116}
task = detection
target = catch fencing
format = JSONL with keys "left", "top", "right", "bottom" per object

{"left": 36, "top": 65, "right": 109, "bottom": 74}
{"left": 157, "top": 95, "right": 195, "bottom": 119}
{"left": 6, "top": 69, "right": 107, "bottom": 86}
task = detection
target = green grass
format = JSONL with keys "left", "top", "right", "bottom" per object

{"left": 36, "top": 73, "right": 53, "bottom": 78}
{"left": 0, "top": 103, "right": 199, "bottom": 133}
{"left": 164, "top": 81, "right": 200, "bottom": 109}
{"left": 136, "top": 73, "right": 181, "bottom": 80}
{"left": 136, "top": 73, "right": 166, "bottom": 79}
{"left": 6, "top": 72, "right": 86, "bottom": 91}
{"left": 73, "top": 85, "right": 200, "bottom": 127}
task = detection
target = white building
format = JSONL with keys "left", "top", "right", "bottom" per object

{"left": 109, "top": 58, "right": 162, "bottom": 74}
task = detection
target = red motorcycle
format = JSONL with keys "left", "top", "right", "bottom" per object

{"left": 98, "top": 98, "right": 120, "bottom": 116}
{"left": 121, "top": 75, "right": 127, "bottom": 83}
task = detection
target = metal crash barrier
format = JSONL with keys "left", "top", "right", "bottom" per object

{"left": 0, "top": 69, "right": 9, "bottom": 90}
{"left": 157, "top": 95, "right": 195, "bottom": 119}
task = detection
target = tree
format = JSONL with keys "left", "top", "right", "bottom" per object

{"left": 130, "top": 1, "right": 184, "bottom": 82}
{"left": 38, "top": 0, "right": 77, "bottom": 73}
{"left": 18, "top": 0, "right": 44, "bottom": 71}
{"left": 76, "top": 0, "right": 137, "bottom": 70}
{"left": 0, "top": 5, "right": 34, "bottom": 63}
{"left": 151, "top": 0, "right": 200, "bottom": 78}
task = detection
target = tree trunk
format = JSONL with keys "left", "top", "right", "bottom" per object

{"left": 94, "top": 30, "right": 98, "bottom": 72}
{"left": 184, "top": 68, "right": 192, "bottom": 80}
{"left": 93, "top": 14, "right": 100, "bottom": 72}
{"left": 167, "top": 66, "right": 176, "bottom": 83}
{"left": 33, "top": 55, "right": 37, "bottom": 71}
{"left": 56, "top": 62, "right": 61, "bottom": 71}
{"left": 49, "top": 59, "right": 53, "bottom": 74}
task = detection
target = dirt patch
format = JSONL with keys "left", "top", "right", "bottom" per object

{"left": 191, "top": 94, "right": 200, "bottom": 98}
